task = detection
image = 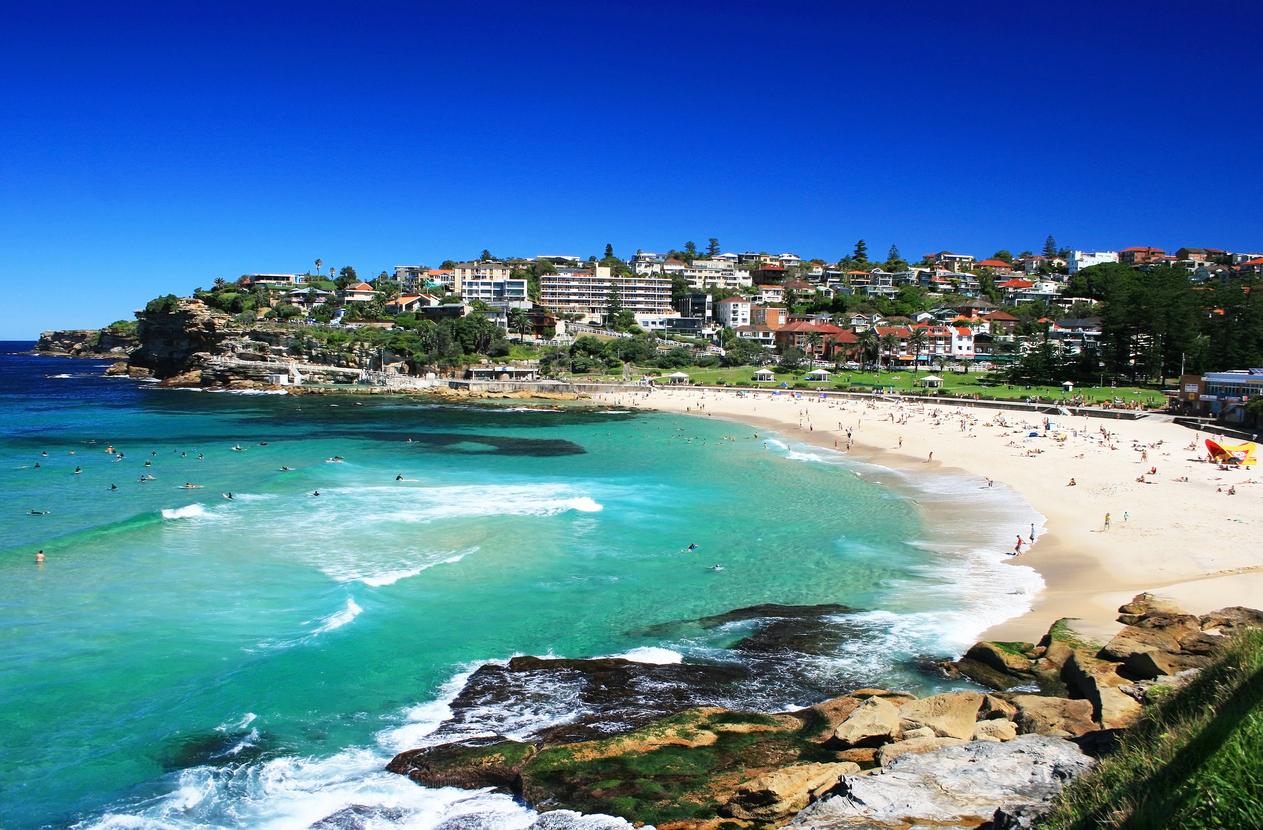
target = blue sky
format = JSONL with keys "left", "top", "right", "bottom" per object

{"left": 2, "top": 0, "right": 1261, "bottom": 338}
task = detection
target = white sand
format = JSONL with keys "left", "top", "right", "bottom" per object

{"left": 607, "top": 385, "right": 1262, "bottom": 643}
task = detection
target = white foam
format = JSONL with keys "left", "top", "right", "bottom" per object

{"left": 308, "top": 598, "right": 363, "bottom": 634}
{"left": 322, "top": 546, "right": 481, "bottom": 587}
{"left": 610, "top": 646, "right": 683, "bottom": 664}
{"left": 161, "top": 504, "right": 206, "bottom": 520}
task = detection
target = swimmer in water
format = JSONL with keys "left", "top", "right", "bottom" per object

{"left": 29, "top": 510, "right": 49, "bottom": 515}
{"left": 308, "top": 490, "right": 321, "bottom": 497}
{"left": 34, "top": 462, "right": 40, "bottom": 468}
{"left": 144, "top": 460, "right": 151, "bottom": 467}
{"left": 711, "top": 564, "right": 723, "bottom": 571}
{"left": 35, "top": 550, "right": 44, "bottom": 562}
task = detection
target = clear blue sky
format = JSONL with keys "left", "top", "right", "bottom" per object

{"left": 2, "top": 0, "right": 1260, "bottom": 338}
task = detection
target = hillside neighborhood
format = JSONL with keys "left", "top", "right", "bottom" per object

{"left": 105, "top": 238, "right": 1263, "bottom": 426}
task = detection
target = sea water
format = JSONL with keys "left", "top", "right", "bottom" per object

{"left": 0, "top": 345, "right": 1043, "bottom": 829}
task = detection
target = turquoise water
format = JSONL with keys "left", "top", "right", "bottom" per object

{"left": 0, "top": 347, "right": 1042, "bottom": 830}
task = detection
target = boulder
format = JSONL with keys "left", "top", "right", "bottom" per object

{"left": 979, "top": 694, "right": 1019, "bottom": 721}
{"left": 876, "top": 736, "right": 966, "bottom": 766}
{"left": 387, "top": 738, "right": 535, "bottom": 793}
{"left": 724, "top": 762, "right": 860, "bottom": 822}
{"left": 1116, "top": 592, "right": 1186, "bottom": 625}
{"left": 901, "top": 726, "right": 936, "bottom": 740}
{"left": 830, "top": 697, "right": 903, "bottom": 748}
{"left": 965, "top": 642, "right": 1035, "bottom": 674}
{"left": 1063, "top": 651, "right": 1142, "bottom": 729}
{"left": 787, "top": 736, "right": 1094, "bottom": 829}
{"left": 1200, "top": 606, "right": 1263, "bottom": 634}
{"left": 973, "top": 720, "right": 1018, "bottom": 742}
{"left": 805, "top": 695, "right": 861, "bottom": 740}
{"left": 897, "top": 692, "right": 984, "bottom": 740}
{"left": 1009, "top": 695, "right": 1096, "bottom": 738}
{"left": 1099, "top": 616, "right": 1200, "bottom": 662}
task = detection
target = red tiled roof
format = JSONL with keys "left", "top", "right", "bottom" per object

{"left": 976, "top": 259, "right": 1011, "bottom": 267}
{"left": 1120, "top": 246, "right": 1164, "bottom": 253}
{"left": 1243, "top": 257, "right": 1263, "bottom": 266}
{"left": 350, "top": 282, "right": 376, "bottom": 291}
{"left": 998, "top": 278, "right": 1034, "bottom": 288}
{"left": 983, "top": 311, "right": 1019, "bottom": 321}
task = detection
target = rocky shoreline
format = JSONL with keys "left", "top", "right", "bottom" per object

{"left": 380, "top": 596, "right": 1262, "bottom": 830}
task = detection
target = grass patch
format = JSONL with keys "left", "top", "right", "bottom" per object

{"left": 1037, "top": 628, "right": 1263, "bottom": 829}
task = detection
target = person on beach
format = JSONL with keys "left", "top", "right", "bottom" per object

{"left": 1068, "top": 478, "right": 1076, "bottom": 486}
{"left": 1104, "top": 512, "right": 1111, "bottom": 530}
{"left": 927, "top": 451, "right": 933, "bottom": 462}
{"left": 1015, "top": 535, "right": 1024, "bottom": 554}
{"left": 1030, "top": 523, "right": 1035, "bottom": 542}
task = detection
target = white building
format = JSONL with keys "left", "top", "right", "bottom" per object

{"left": 681, "top": 260, "right": 751, "bottom": 291}
{"left": 451, "top": 261, "right": 511, "bottom": 294}
{"left": 630, "top": 252, "right": 666, "bottom": 274}
{"left": 461, "top": 278, "right": 529, "bottom": 304}
{"left": 715, "top": 297, "right": 752, "bottom": 328}
{"left": 539, "top": 266, "right": 671, "bottom": 320}
{"left": 1067, "top": 251, "right": 1119, "bottom": 274}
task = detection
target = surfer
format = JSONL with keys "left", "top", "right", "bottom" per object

{"left": 182, "top": 483, "right": 202, "bottom": 489}
{"left": 74, "top": 466, "right": 82, "bottom": 474}
{"left": 686, "top": 543, "right": 699, "bottom": 551}
{"left": 308, "top": 490, "right": 321, "bottom": 497}
{"left": 223, "top": 492, "right": 234, "bottom": 500}
{"left": 396, "top": 474, "right": 404, "bottom": 481}
{"left": 710, "top": 564, "right": 723, "bottom": 571}
{"left": 29, "top": 510, "right": 49, "bottom": 515}
{"left": 279, "top": 466, "right": 292, "bottom": 471}
{"left": 109, "top": 484, "right": 117, "bottom": 491}
{"left": 144, "top": 460, "right": 151, "bottom": 467}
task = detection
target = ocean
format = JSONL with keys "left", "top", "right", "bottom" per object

{"left": 0, "top": 343, "right": 1043, "bottom": 830}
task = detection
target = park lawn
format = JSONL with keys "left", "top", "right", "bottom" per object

{"left": 634, "top": 366, "right": 1161, "bottom": 407}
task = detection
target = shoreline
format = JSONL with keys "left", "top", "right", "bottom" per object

{"left": 624, "top": 386, "right": 1263, "bottom": 643}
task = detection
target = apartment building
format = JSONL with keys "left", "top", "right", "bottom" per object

{"left": 539, "top": 266, "right": 671, "bottom": 319}
{"left": 451, "top": 261, "right": 511, "bottom": 294}
{"left": 715, "top": 296, "right": 752, "bottom": 328}
{"left": 932, "top": 251, "right": 976, "bottom": 271}
{"left": 680, "top": 260, "right": 751, "bottom": 291}
{"left": 1067, "top": 251, "right": 1119, "bottom": 274}
{"left": 750, "top": 305, "right": 788, "bottom": 328}
{"left": 461, "top": 278, "right": 529, "bottom": 304}
{"left": 1119, "top": 247, "right": 1165, "bottom": 267}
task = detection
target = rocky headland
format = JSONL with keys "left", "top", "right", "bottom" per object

{"left": 383, "top": 596, "right": 1262, "bottom": 830}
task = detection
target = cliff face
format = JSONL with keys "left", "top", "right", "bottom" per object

{"left": 129, "top": 298, "right": 238, "bottom": 379}
{"left": 35, "top": 328, "right": 137, "bottom": 358}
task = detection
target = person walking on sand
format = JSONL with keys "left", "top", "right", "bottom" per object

{"left": 1030, "top": 523, "right": 1035, "bottom": 542}
{"left": 1104, "top": 512, "right": 1111, "bottom": 530}
{"left": 927, "top": 451, "right": 933, "bottom": 462}
{"left": 1014, "top": 536, "right": 1024, "bottom": 554}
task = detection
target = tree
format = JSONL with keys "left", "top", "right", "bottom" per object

{"left": 888, "top": 244, "right": 901, "bottom": 263}
{"left": 212, "top": 277, "right": 226, "bottom": 289}
{"left": 336, "top": 266, "right": 359, "bottom": 289}
{"left": 880, "top": 332, "right": 898, "bottom": 369}
{"left": 857, "top": 329, "right": 879, "bottom": 367}
{"left": 853, "top": 240, "right": 868, "bottom": 262}
{"left": 605, "top": 243, "right": 614, "bottom": 259}
{"left": 480, "top": 250, "right": 493, "bottom": 262}
{"left": 992, "top": 251, "right": 1014, "bottom": 264}
{"left": 605, "top": 280, "right": 624, "bottom": 327}
{"left": 684, "top": 241, "right": 698, "bottom": 262}
{"left": 908, "top": 328, "right": 929, "bottom": 373}
{"left": 707, "top": 238, "right": 720, "bottom": 258}
{"left": 778, "top": 346, "right": 806, "bottom": 371}
{"left": 1043, "top": 236, "right": 1058, "bottom": 258}
{"left": 805, "top": 330, "right": 823, "bottom": 361}
{"left": 315, "top": 259, "right": 322, "bottom": 276}
{"left": 508, "top": 307, "right": 531, "bottom": 339}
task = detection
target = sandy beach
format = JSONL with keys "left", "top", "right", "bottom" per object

{"left": 616, "top": 385, "right": 1263, "bottom": 643}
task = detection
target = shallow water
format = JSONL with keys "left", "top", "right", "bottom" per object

{"left": 0, "top": 344, "right": 1042, "bottom": 829}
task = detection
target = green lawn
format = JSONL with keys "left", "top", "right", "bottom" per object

{"left": 550, "top": 365, "right": 1162, "bottom": 407}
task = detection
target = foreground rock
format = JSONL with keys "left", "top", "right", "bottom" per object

{"left": 788, "top": 736, "right": 1094, "bottom": 829}
{"left": 386, "top": 599, "right": 1263, "bottom": 830}
{"left": 34, "top": 327, "right": 137, "bottom": 358}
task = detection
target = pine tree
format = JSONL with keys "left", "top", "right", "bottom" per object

{"left": 888, "top": 244, "right": 900, "bottom": 262}
{"left": 707, "top": 238, "right": 720, "bottom": 258}
{"left": 605, "top": 243, "right": 614, "bottom": 258}
{"left": 853, "top": 240, "right": 868, "bottom": 262}
{"left": 1043, "top": 236, "right": 1057, "bottom": 258}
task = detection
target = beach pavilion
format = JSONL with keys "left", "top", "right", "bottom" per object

{"left": 804, "top": 368, "right": 832, "bottom": 382}
{"left": 660, "top": 371, "right": 691, "bottom": 385}
{"left": 752, "top": 368, "right": 775, "bottom": 382}
{"left": 918, "top": 374, "right": 944, "bottom": 388}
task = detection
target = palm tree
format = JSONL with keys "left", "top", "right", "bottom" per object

{"left": 908, "top": 328, "right": 929, "bottom": 374}
{"left": 315, "top": 258, "right": 322, "bottom": 276}
{"left": 805, "top": 330, "right": 823, "bottom": 363}
{"left": 880, "top": 333, "right": 898, "bottom": 370}
{"left": 212, "top": 277, "right": 226, "bottom": 290}
{"left": 857, "top": 329, "right": 878, "bottom": 369}
{"left": 509, "top": 308, "right": 531, "bottom": 340}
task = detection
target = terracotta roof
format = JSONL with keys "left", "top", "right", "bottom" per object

{"left": 1120, "top": 246, "right": 1164, "bottom": 253}
{"left": 998, "top": 278, "right": 1034, "bottom": 288}
{"left": 349, "top": 282, "right": 376, "bottom": 291}
{"left": 975, "top": 259, "right": 1011, "bottom": 267}
{"left": 778, "top": 321, "right": 844, "bottom": 334}
{"left": 759, "top": 264, "right": 787, "bottom": 271}
{"left": 664, "top": 258, "right": 686, "bottom": 266}
{"left": 1243, "top": 257, "right": 1263, "bottom": 266}
{"left": 716, "top": 296, "right": 749, "bottom": 304}
{"left": 983, "top": 311, "right": 1019, "bottom": 321}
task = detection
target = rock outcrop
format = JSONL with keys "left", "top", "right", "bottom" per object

{"left": 788, "top": 736, "right": 1095, "bottom": 830}
{"left": 385, "top": 598, "right": 1263, "bottom": 830}
{"left": 34, "top": 327, "right": 137, "bottom": 358}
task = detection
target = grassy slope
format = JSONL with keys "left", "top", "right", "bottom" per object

{"left": 1037, "top": 629, "right": 1263, "bottom": 829}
